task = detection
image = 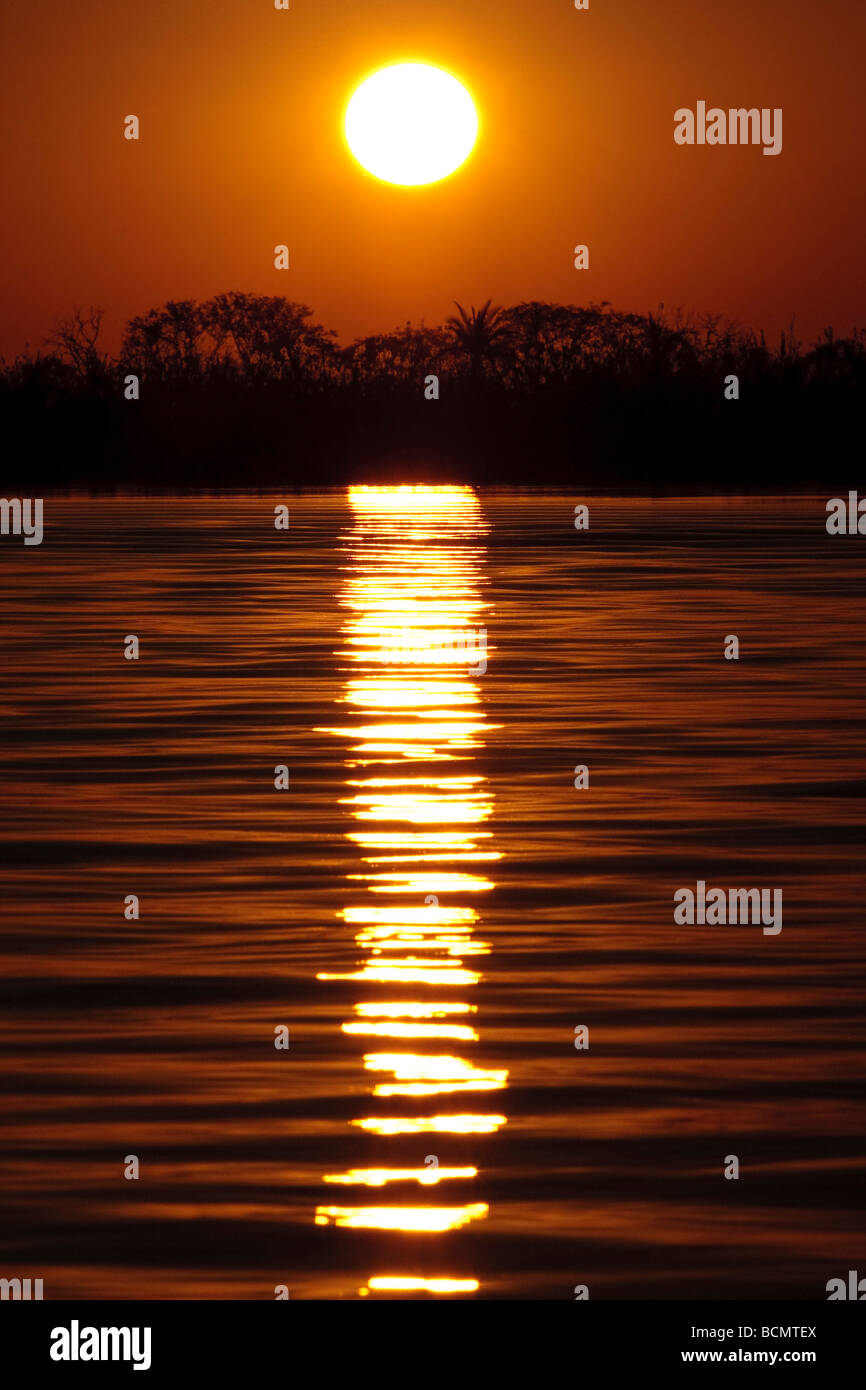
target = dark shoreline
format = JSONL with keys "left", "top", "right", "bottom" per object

{"left": 3, "top": 296, "right": 861, "bottom": 492}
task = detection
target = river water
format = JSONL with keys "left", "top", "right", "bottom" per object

{"left": 0, "top": 490, "right": 863, "bottom": 1298}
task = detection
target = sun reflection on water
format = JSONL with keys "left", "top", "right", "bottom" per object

{"left": 315, "top": 485, "right": 506, "bottom": 1295}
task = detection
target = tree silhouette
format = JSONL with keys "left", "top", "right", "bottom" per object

{"left": 203, "top": 293, "right": 338, "bottom": 388}
{"left": 3, "top": 291, "right": 863, "bottom": 490}
{"left": 344, "top": 322, "right": 448, "bottom": 392}
{"left": 122, "top": 300, "right": 209, "bottom": 381}
{"left": 446, "top": 300, "right": 509, "bottom": 382}
{"left": 47, "top": 307, "right": 107, "bottom": 383}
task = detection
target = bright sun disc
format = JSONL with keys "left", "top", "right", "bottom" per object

{"left": 345, "top": 63, "right": 478, "bottom": 187}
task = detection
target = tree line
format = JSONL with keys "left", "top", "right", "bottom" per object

{"left": 2, "top": 294, "right": 862, "bottom": 488}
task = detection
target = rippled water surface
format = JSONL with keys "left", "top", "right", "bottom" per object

{"left": 1, "top": 491, "right": 864, "bottom": 1299}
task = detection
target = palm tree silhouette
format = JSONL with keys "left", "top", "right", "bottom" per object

{"left": 446, "top": 299, "right": 509, "bottom": 382}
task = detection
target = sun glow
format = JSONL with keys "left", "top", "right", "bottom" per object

{"left": 344, "top": 63, "right": 478, "bottom": 186}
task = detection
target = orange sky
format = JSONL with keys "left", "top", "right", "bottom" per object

{"left": 1, "top": 0, "right": 864, "bottom": 358}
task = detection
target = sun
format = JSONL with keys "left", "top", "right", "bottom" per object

{"left": 344, "top": 63, "right": 478, "bottom": 187}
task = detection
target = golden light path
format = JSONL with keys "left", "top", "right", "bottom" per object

{"left": 315, "top": 486, "right": 505, "bottom": 1297}
{"left": 361, "top": 1278, "right": 480, "bottom": 1296}
{"left": 323, "top": 1166, "right": 477, "bottom": 1187}
{"left": 315, "top": 1204, "right": 489, "bottom": 1233}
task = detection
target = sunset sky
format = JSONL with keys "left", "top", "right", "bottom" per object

{"left": 2, "top": 0, "right": 864, "bottom": 358}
